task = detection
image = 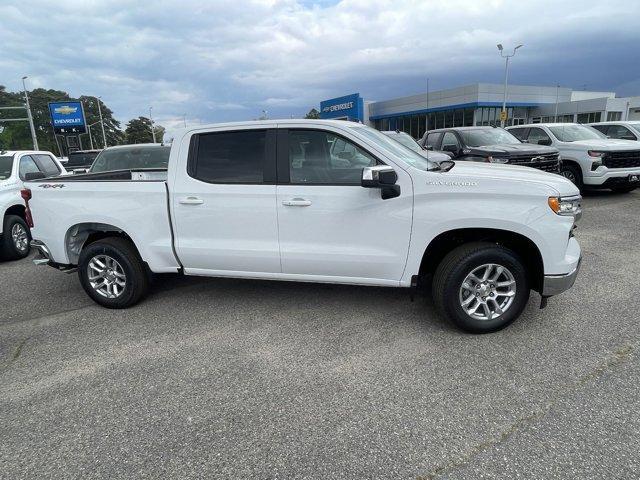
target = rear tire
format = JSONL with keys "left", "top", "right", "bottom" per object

{"left": 611, "top": 185, "right": 637, "bottom": 194}
{"left": 78, "top": 237, "right": 149, "bottom": 308}
{"left": 560, "top": 163, "right": 583, "bottom": 190}
{"left": 1, "top": 215, "right": 31, "bottom": 260}
{"left": 432, "top": 242, "right": 530, "bottom": 333}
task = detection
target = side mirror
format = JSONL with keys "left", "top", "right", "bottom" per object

{"left": 362, "top": 165, "right": 400, "bottom": 199}
{"left": 438, "top": 160, "right": 456, "bottom": 172}
{"left": 425, "top": 145, "right": 434, "bottom": 151}
{"left": 441, "top": 144, "right": 459, "bottom": 155}
{"left": 538, "top": 139, "right": 552, "bottom": 146}
{"left": 24, "top": 172, "right": 46, "bottom": 181}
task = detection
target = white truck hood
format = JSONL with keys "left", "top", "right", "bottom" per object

{"left": 560, "top": 139, "right": 640, "bottom": 151}
{"left": 446, "top": 161, "right": 579, "bottom": 196}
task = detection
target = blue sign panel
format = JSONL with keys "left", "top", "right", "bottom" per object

{"left": 320, "top": 93, "right": 364, "bottom": 122}
{"left": 49, "top": 101, "right": 86, "bottom": 134}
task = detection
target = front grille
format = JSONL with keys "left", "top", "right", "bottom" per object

{"left": 508, "top": 153, "right": 560, "bottom": 173}
{"left": 602, "top": 150, "right": 640, "bottom": 169}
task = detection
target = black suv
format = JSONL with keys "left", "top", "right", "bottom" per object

{"left": 419, "top": 126, "right": 561, "bottom": 173}
{"left": 66, "top": 149, "right": 102, "bottom": 172}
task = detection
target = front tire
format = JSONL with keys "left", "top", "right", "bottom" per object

{"left": 78, "top": 237, "right": 149, "bottom": 308}
{"left": 1, "top": 215, "right": 31, "bottom": 260}
{"left": 432, "top": 242, "right": 530, "bottom": 333}
{"left": 560, "top": 164, "right": 583, "bottom": 190}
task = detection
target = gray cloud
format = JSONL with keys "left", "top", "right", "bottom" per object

{"left": 1, "top": 0, "right": 639, "bottom": 139}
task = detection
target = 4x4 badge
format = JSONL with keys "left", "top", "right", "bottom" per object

{"left": 38, "top": 184, "right": 65, "bottom": 189}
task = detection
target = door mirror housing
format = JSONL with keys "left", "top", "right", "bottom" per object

{"left": 438, "top": 160, "right": 456, "bottom": 172}
{"left": 361, "top": 165, "right": 400, "bottom": 199}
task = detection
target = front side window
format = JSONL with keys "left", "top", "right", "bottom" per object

{"left": 425, "top": 132, "right": 442, "bottom": 148}
{"left": 548, "top": 124, "right": 606, "bottom": 142}
{"left": 193, "top": 130, "right": 266, "bottom": 183}
{"left": 19, "top": 155, "right": 41, "bottom": 180}
{"left": 527, "top": 128, "right": 552, "bottom": 145}
{"left": 508, "top": 128, "right": 527, "bottom": 141}
{"left": 33, "top": 154, "right": 61, "bottom": 176}
{"left": 289, "top": 129, "right": 376, "bottom": 185}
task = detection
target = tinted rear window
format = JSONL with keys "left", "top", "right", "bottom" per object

{"left": 91, "top": 146, "right": 170, "bottom": 173}
{"left": 0, "top": 156, "right": 14, "bottom": 180}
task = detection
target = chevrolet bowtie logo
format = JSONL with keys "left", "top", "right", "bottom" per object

{"left": 54, "top": 105, "right": 78, "bottom": 115}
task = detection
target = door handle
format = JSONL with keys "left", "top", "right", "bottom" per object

{"left": 179, "top": 196, "right": 204, "bottom": 205}
{"left": 282, "top": 198, "right": 312, "bottom": 207}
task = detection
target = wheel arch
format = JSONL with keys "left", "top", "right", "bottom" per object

{"left": 65, "top": 222, "right": 142, "bottom": 265}
{"left": 418, "top": 227, "right": 545, "bottom": 293}
{"left": 4, "top": 204, "right": 26, "bottom": 221}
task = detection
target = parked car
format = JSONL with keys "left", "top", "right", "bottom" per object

{"left": 0, "top": 150, "right": 66, "bottom": 260}
{"left": 66, "top": 149, "right": 101, "bottom": 173}
{"left": 25, "top": 120, "right": 582, "bottom": 333}
{"left": 588, "top": 121, "right": 640, "bottom": 142}
{"left": 381, "top": 130, "right": 452, "bottom": 163}
{"left": 507, "top": 123, "right": 640, "bottom": 193}
{"left": 89, "top": 143, "right": 171, "bottom": 173}
{"left": 419, "top": 126, "right": 561, "bottom": 173}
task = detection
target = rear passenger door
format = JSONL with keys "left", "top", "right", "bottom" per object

{"left": 171, "top": 128, "right": 281, "bottom": 275}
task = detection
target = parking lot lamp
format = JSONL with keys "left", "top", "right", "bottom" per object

{"left": 149, "top": 106, "right": 157, "bottom": 143}
{"left": 497, "top": 44, "right": 523, "bottom": 127}
{"left": 21, "top": 76, "right": 39, "bottom": 150}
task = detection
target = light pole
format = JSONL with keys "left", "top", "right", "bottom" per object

{"left": 87, "top": 95, "right": 107, "bottom": 148}
{"left": 554, "top": 84, "right": 560, "bottom": 122}
{"left": 497, "top": 43, "right": 523, "bottom": 127}
{"left": 21, "top": 76, "right": 39, "bottom": 150}
{"left": 183, "top": 114, "right": 187, "bottom": 128}
{"left": 149, "top": 106, "right": 157, "bottom": 143}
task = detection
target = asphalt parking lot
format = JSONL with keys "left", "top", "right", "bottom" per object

{"left": 1, "top": 191, "right": 639, "bottom": 479}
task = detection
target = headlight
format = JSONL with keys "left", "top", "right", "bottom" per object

{"left": 548, "top": 195, "right": 582, "bottom": 219}
{"left": 588, "top": 150, "right": 604, "bottom": 157}
{"left": 489, "top": 156, "right": 509, "bottom": 164}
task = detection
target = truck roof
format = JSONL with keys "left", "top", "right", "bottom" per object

{"left": 172, "top": 119, "right": 365, "bottom": 132}
{"left": 0, "top": 150, "right": 58, "bottom": 156}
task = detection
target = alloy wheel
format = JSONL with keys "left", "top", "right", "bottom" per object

{"left": 458, "top": 263, "right": 517, "bottom": 321}
{"left": 87, "top": 255, "right": 127, "bottom": 298}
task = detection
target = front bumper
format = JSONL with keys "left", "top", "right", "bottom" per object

{"left": 542, "top": 255, "right": 582, "bottom": 296}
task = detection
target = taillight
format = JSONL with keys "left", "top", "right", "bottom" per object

{"left": 21, "top": 188, "right": 34, "bottom": 228}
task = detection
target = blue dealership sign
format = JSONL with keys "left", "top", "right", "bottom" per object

{"left": 49, "top": 101, "right": 87, "bottom": 134}
{"left": 320, "top": 93, "right": 364, "bottom": 122}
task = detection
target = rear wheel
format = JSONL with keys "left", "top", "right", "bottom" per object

{"left": 1, "top": 215, "right": 31, "bottom": 260}
{"left": 78, "top": 237, "right": 149, "bottom": 308}
{"left": 560, "top": 164, "right": 583, "bottom": 190}
{"left": 432, "top": 242, "right": 530, "bottom": 333}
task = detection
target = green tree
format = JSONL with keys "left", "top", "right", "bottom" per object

{"left": 304, "top": 108, "right": 320, "bottom": 119}
{"left": 79, "top": 96, "right": 124, "bottom": 148}
{"left": 124, "top": 117, "right": 164, "bottom": 144}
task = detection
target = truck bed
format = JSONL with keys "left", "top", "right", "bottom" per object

{"left": 26, "top": 169, "right": 180, "bottom": 273}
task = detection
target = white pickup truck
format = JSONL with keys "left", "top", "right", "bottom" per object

{"left": 507, "top": 123, "right": 640, "bottom": 193}
{"left": 24, "top": 120, "right": 582, "bottom": 333}
{"left": 0, "top": 150, "right": 67, "bottom": 260}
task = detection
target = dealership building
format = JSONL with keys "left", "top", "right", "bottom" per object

{"left": 319, "top": 84, "right": 640, "bottom": 139}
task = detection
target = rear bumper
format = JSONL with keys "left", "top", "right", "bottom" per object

{"left": 542, "top": 255, "right": 582, "bottom": 296}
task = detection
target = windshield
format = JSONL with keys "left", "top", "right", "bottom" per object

{"left": 90, "top": 146, "right": 170, "bottom": 173}
{"left": 549, "top": 124, "right": 606, "bottom": 142}
{"left": 383, "top": 132, "right": 422, "bottom": 152}
{"left": 0, "top": 155, "right": 14, "bottom": 180}
{"left": 349, "top": 125, "right": 437, "bottom": 171}
{"left": 459, "top": 128, "right": 521, "bottom": 147}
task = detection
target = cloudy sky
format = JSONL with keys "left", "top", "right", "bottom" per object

{"left": 2, "top": 0, "right": 639, "bottom": 137}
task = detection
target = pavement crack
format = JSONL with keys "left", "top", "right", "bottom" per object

{"left": 12, "top": 337, "right": 30, "bottom": 362}
{"left": 417, "top": 343, "right": 634, "bottom": 480}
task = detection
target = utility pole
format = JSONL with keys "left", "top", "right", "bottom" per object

{"left": 554, "top": 84, "right": 560, "bottom": 122}
{"left": 21, "top": 76, "right": 39, "bottom": 150}
{"left": 97, "top": 97, "right": 107, "bottom": 148}
{"left": 149, "top": 106, "right": 157, "bottom": 143}
{"left": 497, "top": 44, "right": 523, "bottom": 127}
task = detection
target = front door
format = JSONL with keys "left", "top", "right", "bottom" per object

{"left": 276, "top": 128, "right": 413, "bottom": 284}
{"left": 172, "top": 128, "right": 280, "bottom": 275}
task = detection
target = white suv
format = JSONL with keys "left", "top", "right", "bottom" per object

{"left": 507, "top": 123, "right": 640, "bottom": 193}
{"left": 0, "top": 150, "right": 67, "bottom": 260}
